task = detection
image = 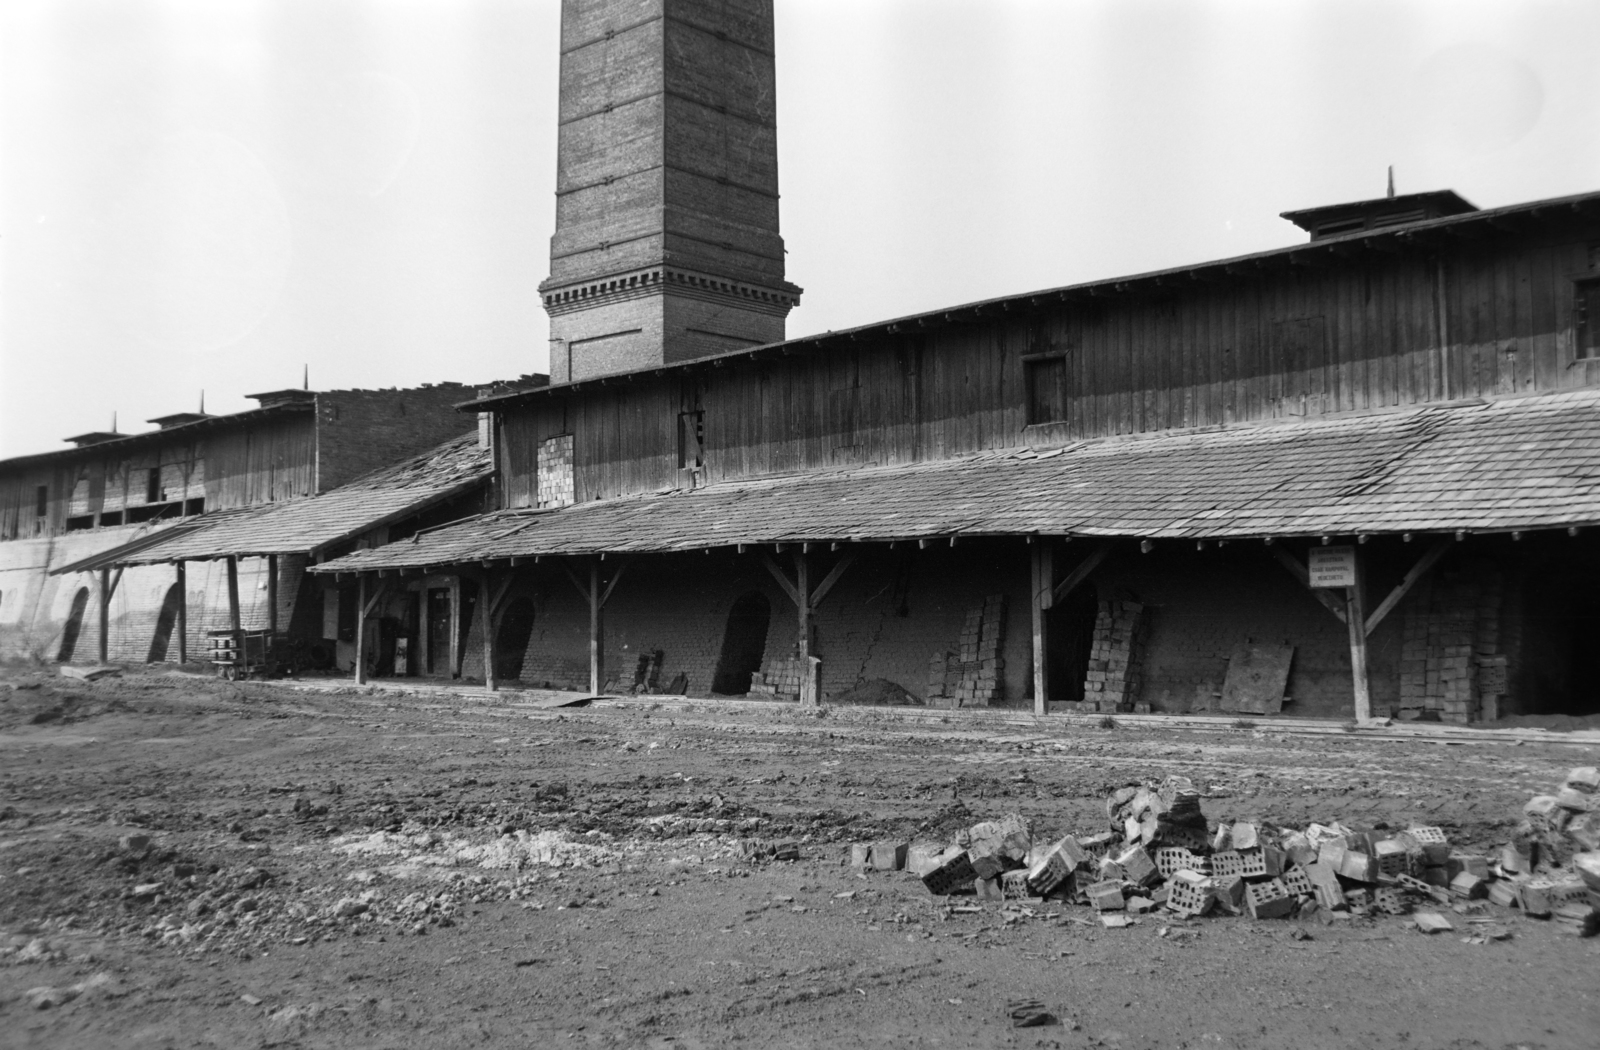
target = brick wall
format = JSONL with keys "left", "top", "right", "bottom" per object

{"left": 0, "top": 526, "right": 306, "bottom": 668}
{"left": 315, "top": 386, "right": 477, "bottom": 492}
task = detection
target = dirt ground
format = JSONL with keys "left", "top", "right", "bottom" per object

{"left": 1, "top": 667, "right": 1598, "bottom": 1050}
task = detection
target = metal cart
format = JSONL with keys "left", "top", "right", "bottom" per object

{"left": 208, "top": 629, "right": 274, "bottom": 680}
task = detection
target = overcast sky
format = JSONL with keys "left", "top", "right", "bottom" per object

{"left": 3, "top": 0, "right": 1597, "bottom": 457}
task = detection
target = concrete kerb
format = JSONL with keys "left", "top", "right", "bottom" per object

{"left": 245, "top": 675, "right": 1600, "bottom": 748}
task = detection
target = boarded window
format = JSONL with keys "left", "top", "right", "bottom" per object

{"left": 537, "top": 434, "right": 575, "bottom": 509}
{"left": 678, "top": 411, "right": 704, "bottom": 470}
{"left": 1577, "top": 280, "right": 1600, "bottom": 360}
{"left": 1025, "top": 356, "right": 1069, "bottom": 426}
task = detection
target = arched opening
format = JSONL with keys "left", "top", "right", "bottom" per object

{"left": 494, "top": 597, "right": 536, "bottom": 682}
{"left": 58, "top": 587, "right": 90, "bottom": 662}
{"left": 712, "top": 591, "right": 771, "bottom": 695}
{"left": 147, "top": 583, "right": 183, "bottom": 663}
{"left": 1045, "top": 585, "right": 1099, "bottom": 705}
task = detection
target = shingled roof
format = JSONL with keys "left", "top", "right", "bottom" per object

{"left": 311, "top": 389, "right": 1600, "bottom": 574}
{"left": 52, "top": 432, "right": 491, "bottom": 573}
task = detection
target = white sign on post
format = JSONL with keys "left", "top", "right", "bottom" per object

{"left": 1307, "top": 545, "right": 1357, "bottom": 588}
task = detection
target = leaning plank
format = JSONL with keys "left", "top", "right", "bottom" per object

{"left": 1051, "top": 543, "right": 1111, "bottom": 605}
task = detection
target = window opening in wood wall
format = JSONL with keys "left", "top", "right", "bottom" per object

{"left": 34, "top": 485, "right": 47, "bottom": 518}
{"left": 1025, "top": 356, "right": 1069, "bottom": 426}
{"left": 1577, "top": 280, "right": 1600, "bottom": 360}
{"left": 146, "top": 468, "right": 162, "bottom": 504}
{"left": 678, "top": 411, "right": 705, "bottom": 470}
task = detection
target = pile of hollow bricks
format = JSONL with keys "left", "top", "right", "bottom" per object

{"left": 848, "top": 767, "right": 1600, "bottom": 935}
{"left": 925, "top": 595, "right": 1006, "bottom": 707}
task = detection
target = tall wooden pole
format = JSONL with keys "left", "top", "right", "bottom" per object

{"left": 483, "top": 569, "right": 498, "bottom": 692}
{"left": 266, "top": 554, "right": 278, "bottom": 635}
{"left": 175, "top": 561, "right": 188, "bottom": 664}
{"left": 588, "top": 558, "right": 602, "bottom": 694}
{"left": 1345, "top": 551, "right": 1372, "bottom": 723}
{"left": 795, "top": 551, "right": 814, "bottom": 705}
{"left": 98, "top": 567, "right": 110, "bottom": 664}
{"left": 355, "top": 575, "right": 368, "bottom": 685}
{"left": 1031, "top": 541, "right": 1053, "bottom": 716}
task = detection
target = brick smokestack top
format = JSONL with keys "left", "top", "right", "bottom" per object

{"left": 538, "top": 0, "right": 802, "bottom": 384}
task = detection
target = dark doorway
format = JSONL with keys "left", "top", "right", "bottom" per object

{"left": 58, "top": 587, "right": 90, "bottom": 662}
{"left": 147, "top": 583, "right": 182, "bottom": 662}
{"left": 1045, "top": 586, "right": 1098, "bottom": 705}
{"left": 426, "top": 588, "right": 451, "bottom": 675}
{"left": 712, "top": 591, "right": 771, "bottom": 694}
{"left": 1520, "top": 566, "right": 1600, "bottom": 715}
{"left": 495, "top": 597, "right": 536, "bottom": 681}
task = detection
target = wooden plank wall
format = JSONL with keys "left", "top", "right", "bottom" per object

{"left": 203, "top": 415, "right": 316, "bottom": 511}
{"left": 497, "top": 233, "right": 1599, "bottom": 506}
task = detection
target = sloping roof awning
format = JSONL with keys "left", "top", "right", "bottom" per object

{"left": 311, "top": 389, "right": 1600, "bottom": 574}
{"left": 52, "top": 432, "right": 492, "bottom": 573}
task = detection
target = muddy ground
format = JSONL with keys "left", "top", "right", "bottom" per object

{"left": 1, "top": 668, "right": 1597, "bottom": 1050}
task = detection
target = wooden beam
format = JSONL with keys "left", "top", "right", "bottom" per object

{"left": 98, "top": 567, "right": 111, "bottom": 664}
{"left": 562, "top": 564, "right": 591, "bottom": 603}
{"left": 1267, "top": 545, "right": 1348, "bottom": 624}
{"left": 1345, "top": 551, "right": 1372, "bottom": 723}
{"left": 226, "top": 554, "right": 242, "bottom": 639}
{"left": 1052, "top": 543, "right": 1111, "bottom": 605}
{"left": 809, "top": 554, "right": 856, "bottom": 608}
{"left": 761, "top": 554, "right": 802, "bottom": 608}
{"left": 588, "top": 558, "right": 603, "bottom": 694}
{"left": 1364, "top": 539, "right": 1451, "bottom": 638}
{"left": 796, "top": 551, "right": 816, "bottom": 706}
{"left": 175, "top": 561, "right": 187, "bottom": 664}
{"left": 1031, "top": 541, "right": 1052, "bottom": 715}
{"left": 598, "top": 560, "right": 628, "bottom": 609}
{"left": 484, "top": 568, "right": 501, "bottom": 692}
{"left": 267, "top": 554, "right": 278, "bottom": 635}
{"left": 355, "top": 574, "right": 367, "bottom": 686}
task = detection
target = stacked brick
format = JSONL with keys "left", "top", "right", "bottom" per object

{"left": 1082, "top": 600, "right": 1145, "bottom": 712}
{"left": 871, "top": 770, "right": 1600, "bottom": 938}
{"left": 536, "top": 435, "right": 575, "bottom": 509}
{"left": 1398, "top": 567, "right": 1505, "bottom": 723}
{"left": 749, "top": 655, "right": 802, "bottom": 702}
{"left": 925, "top": 595, "right": 1006, "bottom": 706}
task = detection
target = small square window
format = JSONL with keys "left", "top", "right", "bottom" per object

{"left": 1025, "top": 357, "right": 1069, "bottom": 426}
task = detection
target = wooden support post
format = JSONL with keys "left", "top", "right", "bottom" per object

{"left": 98, "top": 567, "right": 111, "bottom": 664}
{"left": 226, "top": 556, "right": 242, "bottom": 671}
{"left": 1031, "top": 540, "right": 1053, "bottom": 716}
{"left": 589, "top": 558, "right": 602, "bottom": 695}
{"left": 1345, "top": 551, "right": 1372, "bottom": 723}
{"left": 795, "top": 551, "right": 815, "bottom": 705}
{"left": 175, "top": 561, "right": 187, "bottom": 664}
{"left": 449, "top": 576, "right": 462, "bottom": 678}
{"left": 355, "top": 574, "right": 368, "bottom": 685}
{"left": 483, "top": 569, "right": 499, "bottom": 693}
{"left": 266, "top": 554, "right": 278, "bottom": 636}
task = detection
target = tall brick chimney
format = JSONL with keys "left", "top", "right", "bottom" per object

{"left": 539, "top": 0, "right": 802, "bottom": 383}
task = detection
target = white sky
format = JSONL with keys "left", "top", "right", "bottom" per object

{"left": 2, "top": 0, "right": 1597, "bottom": 457}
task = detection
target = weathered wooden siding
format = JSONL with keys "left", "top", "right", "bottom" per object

{"left": 501, "top": 230, "right": 1600, "bottom": 506}
{"left": 204, "top": 415, "right": 316, "bottom": 511}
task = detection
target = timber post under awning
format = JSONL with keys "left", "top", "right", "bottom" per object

{"left": 763, "top": 548, "right": 855, "bottom": 706}
{"left": 1271, "top": 538, "right": 1455, "bottom": 723}
{"left": 563, "top": 557, "right": 628, "bottom": 694}
{"left": 1031, "top": 539, "right": 1112, "bottom": 716}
